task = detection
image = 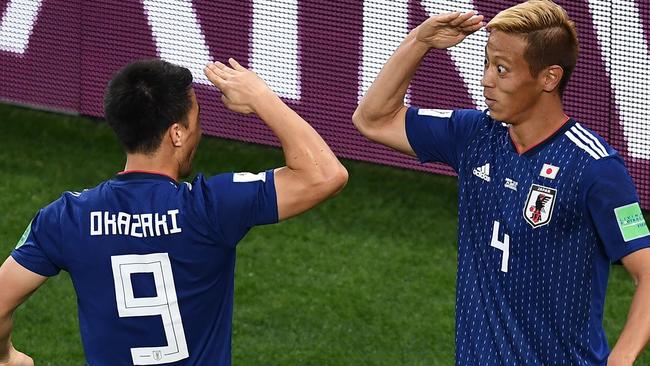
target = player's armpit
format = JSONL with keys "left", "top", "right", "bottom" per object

{"left": 352, "top": 106, "right": 416, "bottom": 156}
{"left": 273, "top": 165, "right": 348, "bottom": 222}
{"left": 0, "top": 257, "right": 47, "bottom": 316}
{"left": 621, "top": 247, "right": 650, "bottom": 286}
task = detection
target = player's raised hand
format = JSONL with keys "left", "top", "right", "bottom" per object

{"left": 0, "top": 346, "right": 34, "bottom": 366}
{"left": 203, "top": 58, "right": 274, "bottom": 115}
{"left": 414, "top": 11, "right": 484, "bottom": 49}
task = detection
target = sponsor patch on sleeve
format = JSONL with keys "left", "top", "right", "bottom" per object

{"left": 15, "top": 220, "right": 33, "bottom": 249}
{"left": 614, "top": 203, "right": 650, "bottom": 242}
{"left": 417, "top": 109, "right": 453, "bottom": 118}
{"left": 233, "top": 172, "right": 266, "bottom": 183}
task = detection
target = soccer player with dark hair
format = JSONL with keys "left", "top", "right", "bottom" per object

{"left": 0, "top": 58, "right": 348, "bottom": 365}
{"left": 353, "top": 0, "right": 650, "bottom": 365}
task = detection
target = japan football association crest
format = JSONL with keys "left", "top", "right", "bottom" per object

{"left": 523, "top": 184, "right": 557, "bottom": 228}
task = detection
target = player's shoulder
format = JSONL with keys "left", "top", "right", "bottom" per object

{"left": 562, "top": 120, "right": 617, "bottom": 161}
{"left": 456, "top": 108, "right": 510, "bottom": 136}
{"left": 561, "top": 122, "right": 631, "bottom": 189}
{"left": 579, "top": 153, "right": 631, "bottom": 192}
{"left": 444, "top": 108, "right": 492, "bottom": 128}
{"left": 450, "top": 108, "right": 500, "bottom": 139}
{"left": 38, "top": 180, "right": 108, "bottom": 218}
{"left": 197, "top": 171, "right": 268, "bottom": 183}
{"left": 453, "top": 108, "right": 489, "bottom": 122}
{"left": 457, "top": 109, "right": 511, "bottom": 147}
{"left": 410, "top": 107, "right": 489, "bottom": 122}
{"left": 190, "top": 171, "right": 270, "bottom": 194}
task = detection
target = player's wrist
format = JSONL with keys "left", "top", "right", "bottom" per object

{"left": 407, "top": 30, "right": 433, "bottom": 53}
{"left": 250, "top": 90, "right": 283, "bottom": 117}
{"left": 608, "top": 350, "right": 636, "bottom": 366}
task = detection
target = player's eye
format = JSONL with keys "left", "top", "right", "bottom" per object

{"left": 497, "top": 65, "right": 507, "bottom": 74}
{"left": 483, "top": 58, "right": 488, "bottom": 68}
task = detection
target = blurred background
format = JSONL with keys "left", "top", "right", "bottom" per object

{"left": 1, "top": 0, "right": 649, "bottom": 364}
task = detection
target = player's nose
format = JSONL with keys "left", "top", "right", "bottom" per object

{"left": 481, "top": 70, "right": 495, "bottom": 88}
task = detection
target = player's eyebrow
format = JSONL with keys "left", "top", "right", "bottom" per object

{"left": 485, "top": 45, "right": 513, "bottom": 64}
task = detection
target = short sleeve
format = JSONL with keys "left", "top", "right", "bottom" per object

{"left": 199, "top": 170, "right": 278, "bottom": 247}
{"left": 583, "top": 156, "right": 650, "bottom": 262}
{"left": 11, "top": 210, "right": 62, "bottom": 277}
{"left": 405, "top": 108, "right": 485, "bottom": 171}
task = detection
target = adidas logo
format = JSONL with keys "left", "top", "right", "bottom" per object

{"left": 473, "top": 163, "right": 491, "bottom": 182}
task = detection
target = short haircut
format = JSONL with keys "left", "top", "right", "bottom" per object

{"left": 104, "top": 59, "right": 194, "bottom": 154}
{"left": 487, "top": 0, "right": 579, "bottom": 96}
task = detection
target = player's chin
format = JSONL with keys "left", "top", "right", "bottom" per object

{"left": 488, "top": 108, "right": 499, "bottom": 120}
{"left": 488, "top": 108, "right": 507, "bottom": 123}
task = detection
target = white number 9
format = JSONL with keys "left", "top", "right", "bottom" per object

{"left": 111, "top": 253, "right": 189, "bottom": 365}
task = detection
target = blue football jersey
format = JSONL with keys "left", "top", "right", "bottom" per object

{"left": 406, "top": 108, "right": 650, "bottom": 365}
{"left": 11, "top": 170, "right": 278, "bottom": 366}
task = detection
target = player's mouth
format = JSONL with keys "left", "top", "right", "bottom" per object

{"left": 484, "top": 97, "right": 496, "bottom": 107}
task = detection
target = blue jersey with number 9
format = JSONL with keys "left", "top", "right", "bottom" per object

{"left": 12, "top": 171, "right": 278, "bottom": 365}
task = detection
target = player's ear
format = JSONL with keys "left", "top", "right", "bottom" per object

{"left": 542, "top": 65, "right": 563, "bottom": 93}
{"left": 169, "top": 123, "right": 183, "bottom": 147}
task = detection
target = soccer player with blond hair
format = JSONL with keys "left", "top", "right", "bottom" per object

{"left": 354, "top": 1, "right": 650, "bottom": 365}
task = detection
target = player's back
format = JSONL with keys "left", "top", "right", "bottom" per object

{"left": 13, "top": 171, "right": 279, "bottom": 365}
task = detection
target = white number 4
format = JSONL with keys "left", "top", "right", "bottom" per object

{"left": 111, "top": 253, "right": 189, "bottom": 365}
{"left": 490, "top": 220, "right": 510, "bottom": 273}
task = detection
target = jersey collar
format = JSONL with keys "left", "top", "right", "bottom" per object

{"left": 113, "top": 170, "right": 179, "bottom": 184}
{"left": 508, "top": 117, "right": 575, "bottom": 157}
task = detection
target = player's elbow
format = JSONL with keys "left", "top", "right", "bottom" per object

{"left": 318, "top": 163, "right": 348, "bottom": 198}
{"left": 307, "top": 162, "right": 348, "bottom": 201}
{"left": 352, "top": 107, "right": 392, "bottom": 143}
{"left": 331, "top": 163, "right": 349, "bottom": 195}
{"left": 277, "top": 165, "right": 348, "bottom": 222}
{"left": 352, "top": 107, "right": 372, "bottom": 138}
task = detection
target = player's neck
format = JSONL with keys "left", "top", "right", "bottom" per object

{"left": 123, "top": 151, "right": 179, "bottom": 181}
{"left": 508, "top": 98, "right": 568, "bottom": 155}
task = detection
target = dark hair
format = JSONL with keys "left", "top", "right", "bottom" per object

{"left": 104, "top": 59, "right": 193, "bottom": 154}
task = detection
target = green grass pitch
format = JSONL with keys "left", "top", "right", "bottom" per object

{"left": 0, "top": 102, "right": 648, "bottom": 365}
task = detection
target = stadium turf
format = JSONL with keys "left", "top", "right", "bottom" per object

{"left": 1, "top": 102, "right": 648, "bottom": 365}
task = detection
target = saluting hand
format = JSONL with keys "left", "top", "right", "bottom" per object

{"left": 203, "top": 58, "right": 274, "bottom": 115}
{"left": 0, "top": 346, "right": 33, "bottom": 366}
{"left": 414, "top": 11, "right": 484, "bottom": 50}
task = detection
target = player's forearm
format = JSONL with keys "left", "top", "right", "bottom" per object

{"left": 353, "top": 31, "right": 429, "bottom": 130}
{"left": 253, "top": 92, "right": 347, "bottom": 189}
{"left": 609, "top": 275, "right": 650, "bottom": 365}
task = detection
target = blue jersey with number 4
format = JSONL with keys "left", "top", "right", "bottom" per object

{"left": 405, "top": 108, "right": 650, "bottom": 366}
{"left": 12, "top": 171, "right": 278, "bottom": 366}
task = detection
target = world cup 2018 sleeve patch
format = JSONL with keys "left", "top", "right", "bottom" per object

{"left": 614, "top": 203, "right": 650, "bottom": 242}
{"left": 523, "top": 184, "right": 557, "bottom": 228}
{"left": 15, "top": 220, "right": 33, "bottom": 249}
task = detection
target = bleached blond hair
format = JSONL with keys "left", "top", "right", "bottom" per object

{"left": 487, "top": 0, "right": 579, "bottom": 95}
